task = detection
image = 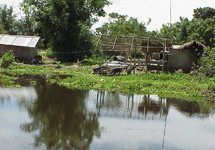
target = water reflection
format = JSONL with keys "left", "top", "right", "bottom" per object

{"left": 0, "top": 87, "right": 37, "bottom": 103}
{"left": 168, "top": 98, "right": 213, "bottom": 118}
{"left": 93, "top": 91, "right": 170, "bottom": 120}
{"left": 20, "top": 85, "right": 100, "bottom": 150}
{"left": 92, "top": 91, "right": 213, "bottom": 120}
{"left": 1, "top": 83, "right": 215, "bottom": 150}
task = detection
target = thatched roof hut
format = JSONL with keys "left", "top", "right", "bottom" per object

{"left": 179, "top": 40, "right": 206, "bottom": 50}
{"left": 179, "top": 40, "right": 207, "bottom": 58}
{"left": 166, "top": 40, "right": 206, "bottom": 73}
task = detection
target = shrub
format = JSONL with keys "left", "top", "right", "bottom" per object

{"left": 195, "top": 47, "right": 215, "bottom": 77}
{"left": 0, "top": 50, "right": 15, "bottom": 68}
{"left": 46, "top": 47, "right": 55, "bottom": 58}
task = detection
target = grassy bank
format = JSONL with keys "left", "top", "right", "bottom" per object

{"left": 0, "top": 63, "right": 215, "bottom": 102}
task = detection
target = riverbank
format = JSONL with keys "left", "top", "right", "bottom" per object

{"left": 0, "top": 62, "right": 215, "bottom": 102}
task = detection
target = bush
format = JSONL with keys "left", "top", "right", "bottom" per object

{"left": 46, "top": 47, "right": 55, "bottom": 58}
{"left": 195, "top": 47, "right": 215, "bottom": 77}
{"left": 0, "top": 50, "right": 15, "bottom": 68}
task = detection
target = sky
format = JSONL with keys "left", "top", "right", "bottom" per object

{"left": 0, "top": 0, "right": 214, "bottom": 31}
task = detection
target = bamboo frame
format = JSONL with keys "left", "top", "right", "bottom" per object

{"left": 96, "top": 34, "right": 172, "bottom": 74}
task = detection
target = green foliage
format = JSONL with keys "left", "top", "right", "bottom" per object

{"left": 187, "top": 17, "right": 215, "bottom": 48}
{"left": 157, "top": 23, "right": 181, "bottom": 45}
{"left": 16, "top": 2, "right": 36, "bottom": 35}
{"left": 22, "top": 0, "right": 111, "bottom": 62}
{"left": 0, "top": 23, "right": 7, "bottom": 34}
{"left": 195, "top": 47, "right": 215, "bottom": 77}
{"left": 0, "top": 50, "right": 15, "bottom": 68}
{"left": 96, "top": 12, "right": 147, "bottom": 36}
{"left": 158, "top": 7, "right": 215, "bottom": 47}
{"left": 193, "top": 7, "right": 215, "bottom": 20}
{"left": 0, "top": 74, "right": 19, "bottom": 88}
{"left": 1, "top": 63, "right": 215, "bottom": 100}
{"left": 0, "top": 4, "right": 17, "bottom": 34}
{"left": 82, "top": 56, "right": 100, "bottom": 65}
{"left": 45, "top": 47, "right": 55, "bottom": 58}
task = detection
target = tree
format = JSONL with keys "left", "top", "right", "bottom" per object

{"left": 157, "top": 23, "right": 181, "bottom": 45}
{"left": 0, "top": 5, "right": 17, "bottom": 34}
{"left": 23, "top": 0, "right": 111, "bottom": 62}
{"left": 195, "top": 47, "right": 215, "bottom": 77}
{"left": 157, "top": 7, "right": 215, "bottom": 47}
{"left": 179, "top": 17, "right": 190, "bottom": 44}
{"left": 0, "top": 24, "right": 7, "bottom": 34}
{"left": 193, "top": 7, "right": 215, "bottom": 20}
{"left": 96, "top": 12, "right": 147, "bottom": 36}
{"left": 187, "top": 17, "right": 215, "bottom": 48}
{"left": 17, "top": 2, "right": 36, "bottom": 35}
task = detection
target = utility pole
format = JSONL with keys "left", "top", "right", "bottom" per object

{"left": 170, "top": 0, "right": 172, "bottom": 29}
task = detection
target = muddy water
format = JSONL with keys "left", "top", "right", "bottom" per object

{"left": 0, "top": 83, "right": 215, "bottom": 150}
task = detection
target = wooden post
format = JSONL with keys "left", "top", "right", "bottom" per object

{"left": 134, "top": 47, "right": 136, "bottom": 74}
{"left": 131, "top": 36, "right": 135, "bottom": 74}
{"left": 162, "top": 39, "right": 167, "bottom": 72}
{"left": 146, "top": 38, "right": 150, "bottom": 73}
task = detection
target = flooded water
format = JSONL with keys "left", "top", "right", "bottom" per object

{"left": 0, "top": 82, "right": 215, "bottom": 150}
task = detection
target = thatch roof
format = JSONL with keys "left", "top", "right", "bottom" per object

{"left": 179, "top": 40, "right": 206, "bottom": 50}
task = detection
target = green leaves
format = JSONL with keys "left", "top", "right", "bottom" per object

{"left": 196, "top": 47, "right": 215, "bottom": 77}
{"left": 0, "top": 50, "right": 15, "bottom": 69}
{"left": 21, "top": 0, "right": 110, "bottom": 61}
{"left": 96, "top": 12, "right": 147, "bottom": 36}
{"left": 0, "top": 4, "right": 16, "bottom": 34}
{"left": 193, "top": 7, "right": 215, "bottom": 20}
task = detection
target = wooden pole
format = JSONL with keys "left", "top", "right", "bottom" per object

{"left": 170, "top": 0, "right": 172, "bottom": 29}
{"left": 146, "top": 38, "right": 150, "bottom": 73}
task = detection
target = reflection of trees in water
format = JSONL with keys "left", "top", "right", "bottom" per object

{"left": 96, "top": 91, "right": 169, "bottom": 119}
{"left": 95, "top": 91, "right": 215, "bottom": 119}
{"left": 96, "top": 90, "right": 137, "bottom": 118}
{"left": 167, "top": 98, "right": 214, "bottom": 118}
{"left": 138, "top": 95, "right": 169, "bottom": 118}
{"left": 20, "top": 84, "right": 100, "bottom": 150}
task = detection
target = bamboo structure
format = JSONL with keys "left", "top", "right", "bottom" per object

{"left": 95, "top": 35, "right": 172, "bottom": 74}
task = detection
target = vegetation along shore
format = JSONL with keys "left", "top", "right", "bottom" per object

{"left": 0, "top": 49, "right": 215, "bottom": 103}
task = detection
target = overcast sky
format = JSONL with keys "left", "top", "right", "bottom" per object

{"left": 0, "top": 0, "right": 214, "bottom": 31}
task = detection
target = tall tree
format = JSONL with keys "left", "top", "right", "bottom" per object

{"left": 193, "top": 7, "right": 215, "bottom": 20}
{"left": 23, "top": 0, "right": 111, "bottom": 62}
{"left": 0, "top": 5, "right": 16, "bottom": 34}
{"left": 17, "top": 2, "right": 36, "bottom": 35}
{"left": 96, "top": 12, "right": 147, "bottom": 36}
{"left": 187, "top": 17, "right": 215, "bottom": 48}
{"left": 157, "top": 23, "right": 181, "bottom": 45}
{"left": 0, "top": 24, "right": 7, "bottom": 34}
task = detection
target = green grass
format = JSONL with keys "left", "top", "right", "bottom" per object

{"left": 0, "top": 63, "right": 215, "bottom": 101}
{"left": 0, "top": 74, "right": 21, "bottom": 88}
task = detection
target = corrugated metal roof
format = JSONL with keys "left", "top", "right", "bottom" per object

{"left": 28, "top": 37, "right": 40, "bottom": 47}
{"left": 0, "top": 34, "right": 40, "bottom": 48}
{"left": 172, "top": 45, "right": 181, "bottom": 49}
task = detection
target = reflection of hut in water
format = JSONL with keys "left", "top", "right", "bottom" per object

{"left": 167, "top": 40, "right": 206, "bottom": 73}
{"left": 95, "top": 91, "right": 169, "bottom": 120}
